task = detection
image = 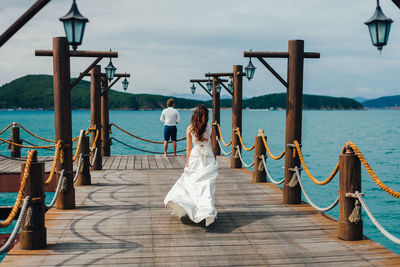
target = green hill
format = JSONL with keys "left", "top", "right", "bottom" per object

{"left": 204, "top": 93, "right": 363, "bottom": 110}
{"left": 0, "top": 75, "right": 202, "bottom": 110}
{"left": 362, "top": 95, "right": 400, "bottom": 109}
{"left": 0, "top": 75, "right": 362, "bottom": 110}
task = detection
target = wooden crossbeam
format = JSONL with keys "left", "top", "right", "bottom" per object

{"left": 256, "top": 57, "right": 288, "bottom": 88}
{"left": 71, "top": 57, "right": 103, "bottom": 90}
{"left": 0, "top": 0, "right": 51, "bottom": 47}
{"left": 102, "top": 77, "right": 122, "bottom": 95}
{"left": 81, "top": 72, "right": 131, "bottom": 78}
{"left": 35, "top": 50, "right": 118, "bottom": 58}
{"left": 243, "top": 51, "right": 320, "bottom": 59}
{"left": 196, "top": 82, "right": 212, "bottom": 97}
{"left": 219, "top": 81, "right": 233, "bottom": 96}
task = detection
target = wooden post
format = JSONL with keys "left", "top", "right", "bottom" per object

{"left": 101, "top": 79, "right": 111, "bottom": 156}
{"left": 283, "top": 40, "right": 304, "bottom": 204}
{"left": 75, "top": 135, "right": 91, "bottom": 185}
{"left": 10, "top": 125, "right": 21, "bottom": 158}
{"left": 53, "top": 37, "right": 75, "bottom": 209}
{"left": 212, "top": 77, "right": 220, "bottom": 156}
{"left": 20, "top": 152, "right": 46, "bottom": 249}
{"left": 231, "top": 65, "right": 242, "bottom": 168}
{"left": 253, "top": 133, "right": 266, "bottom": 182}
{"left": 338, "top": 145, "right": 363, "bottom": 241}
{"left": 90, "top": 65, "right": 102, "bottom": 170}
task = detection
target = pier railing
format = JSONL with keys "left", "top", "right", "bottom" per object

{"left": 0, "top": 121, "right": 399, "bottom": 251}
{"left": 215, "top": 122, "right": 400, "bottom": 245}
{"left": 109, "top": 123, "right": 186, "bottom": 154}
{"left": 0, "top": 124, "right": 100, "bottom": 252}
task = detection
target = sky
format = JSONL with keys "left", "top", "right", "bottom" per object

{"left": 0, "top": 0, "right": 400, "bottom": 100}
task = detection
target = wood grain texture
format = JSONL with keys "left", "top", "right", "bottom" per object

{"left": 1, "top": 156, "right": 399, "bottom": 266}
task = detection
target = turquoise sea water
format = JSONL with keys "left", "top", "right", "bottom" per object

{"left": 0, "top": 109, "right": 399, "bottom": 256}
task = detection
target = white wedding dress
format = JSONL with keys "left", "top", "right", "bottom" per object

{"left": 164, "top": 124, "right": 218, "bottom": 226}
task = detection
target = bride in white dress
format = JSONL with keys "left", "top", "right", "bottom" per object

{"left": 164, "top": 104, "right": 218, "bottom": 226}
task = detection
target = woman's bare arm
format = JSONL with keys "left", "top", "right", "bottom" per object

{"left": 185, "top": 126, "right": 192, "bottom": 167}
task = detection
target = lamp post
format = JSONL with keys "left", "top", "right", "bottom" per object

{"left": 59, "top": 0, "right": 89, "bottom": 51}
{"left": 205, "top": 70, "right": 245, "bottom": 164}
{"left": 82, "top": 72, "right": 131, "bottom": 156}
{"left": 35, "top": 44, "right": 118, "bottom": 209}
{"left": 365, "top": 0, "right": 393, "bottom": 52}
{"left": 244, "top": 40, "right": 320, "bottom": 204}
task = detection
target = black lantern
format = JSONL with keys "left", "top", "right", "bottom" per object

{"left": 191, "top": 83, "right": 196, "bottom": 94}
{"left": 59, "top": 0, "right": 89, "bottom": 51}
{"left": 105, "top": 50, "right": 117, "bottom": 81}
{"left": 228, "top": 79, "right": 233, "bottom": 92}
{"left": 206, "top": 77, "right": 213, "bottom": 92}
{"left": 245, "top": 56, "right": 256, "bottom": 81}
{"left": 365, "top": 0, "right": 393, "bottom": 52}
{"left": 122, "top": 77, "right": 129, "bottom": 91}
{"left": 216, "top": 82, "right": 222, "bottom": 94}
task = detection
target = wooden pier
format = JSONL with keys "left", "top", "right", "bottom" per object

{"left": 1, "top": 155, "right": 399, "bottom": 266}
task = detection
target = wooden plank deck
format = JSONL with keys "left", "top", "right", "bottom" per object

{"left": 1, "top": 155, "right": 399, "bottom": 266}
{"left": 0, "top": 155, "right": 188, "bottom": 174}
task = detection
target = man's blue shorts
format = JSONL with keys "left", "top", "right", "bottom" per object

{"left": 164, "top": 125, "right": 177, "bottom": 141}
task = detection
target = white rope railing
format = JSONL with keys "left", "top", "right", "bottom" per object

{"left": 0, "top": 196, "right": 30, "bottom": 254}
{"left": 216, "top": 137, "right": 232, "bottom": 157}
{"left": 46, "top": 170, "right": 65, "bottom": 211}
{"left": 355, "top": 191, "right": 400, "bottom": 245}
{"left": 89, "top": 147, "right": 98, "bottom": 167}
{"left": 73, "top": 153, "right": 84, "bottom": 183}
{"left": 235, "top": 145, "right": 254, "bottom": 168}
{"left": 260, "top": 154, "right": 285, "bottom": 185}
{"left": 295, "top": 166, "right": 339, "bottom": 212}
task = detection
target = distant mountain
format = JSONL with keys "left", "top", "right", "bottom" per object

{"left": 362, "top": 95, "right": 400, "bottom": 109}
{"left": 353, "top": 97, "right": 369, "bottom": 103}
{"left": 0, "top": 75, "right": 363, "bottom": 110}
{"left": 0, "top": 75, "right": 202, "bottom": 110}
{"left": 204, "top": 93, "right": 363, "bottom": 110}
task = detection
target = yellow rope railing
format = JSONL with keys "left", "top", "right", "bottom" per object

{"left": 72, "top": 131, "right": 84, "bottom": 161}
{"left": 259, "top": 131, "right": 285, "bottom": 160}
{"left": 0, "top": 150, "right": 35, "bottom": 228}
{"left": 13, "top": 122, "right": 55, "bottom": 143}
{"left": 110, "top": 123, "right": 186, "bottom": 144}
{"left": 0, "top": 137, "right": 56, "bottom": 149}
{"left": 293, "top": 140, "right": 344, "bottom": 186}
{"left": 213, "top": 123, "right": 232, "bottom": 147}
{"left": 234, "top": 127, "right": 255, "bottom": 151}
{"left": 347, "top": 141, "right": 400, "bottom": 199}
{"left": 90, "top": 129, "right": 99, "bottom": 152}
{"left": 45, "top": 140, "right": 64, "bottom": 185}
{"left": 0, "top": 123, "right": 14, "bottom": 136}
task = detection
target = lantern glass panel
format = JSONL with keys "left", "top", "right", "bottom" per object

{"left": 206, "top": 81, "right": 213, "bottom": 92}
{"left": 105, "top": 61, "right": 117, "bottom": 81}
{"left": 227, "top": 80, "right": 233, "bottom": 91}
{"left": 216, "top": 84, "right": 221, "bottom": 94}
{"left": 73, "top": 20, "right": 86, "bottom": 45}
{"left": 368, "top": 23, "right": 378, "bottom": 45}
{"left": 245, "top": 60, "right": 256, "bottom": 81}
{"left": 122, "top": 78, "right": 129, "bottom": 91}
{"left": 63, "top": 20, "right": 74, "bottom": 44}
{"left": 191, "top": 84, "right": 196, "bottom": 94}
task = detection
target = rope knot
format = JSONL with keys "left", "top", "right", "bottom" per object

{"left": 348, "top": 199, "right": 361, "bottom": 223}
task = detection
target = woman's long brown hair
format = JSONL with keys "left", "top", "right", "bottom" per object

{"left": 190, "top": 104, "right": 209, "bottom": 140}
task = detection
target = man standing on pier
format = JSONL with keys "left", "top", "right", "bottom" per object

{"left": 160, "top": 98, "right": 180, "bottom": 156}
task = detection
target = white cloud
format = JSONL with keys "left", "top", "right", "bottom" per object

{"left": 0, "top": 0, "right": 400, "bottom": 98}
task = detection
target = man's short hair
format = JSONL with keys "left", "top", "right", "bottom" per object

{"left": 167, "top": 98, "right": 174, "bottom": 107}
